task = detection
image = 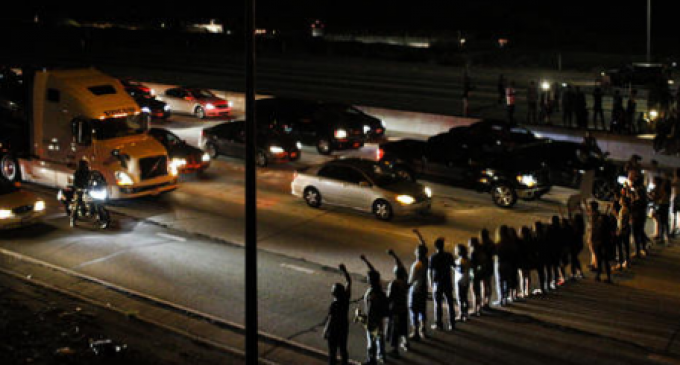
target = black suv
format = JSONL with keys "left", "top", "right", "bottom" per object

{"left": 256, "top": 98, "right": 375, "bottom": 155}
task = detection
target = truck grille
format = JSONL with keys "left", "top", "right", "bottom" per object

{"left": 139, "top": 156, "right": 168, "bottom": 180}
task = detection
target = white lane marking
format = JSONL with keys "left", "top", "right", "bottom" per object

{"left": 156, "top": 233, "right": 187, "bottom": 242}
{"left": 281, "top": 263, "right": 315, "bottom": 275}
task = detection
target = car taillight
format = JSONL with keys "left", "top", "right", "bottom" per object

{"left": 377, "top": 148, "right": 384, "bottom": 161}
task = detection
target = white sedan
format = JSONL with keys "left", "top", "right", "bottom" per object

{"left": 0, "top": 181, "right": 46, "bottom": 230}
{"left": 291, "top": 158, "right": 432, "bottom": 220}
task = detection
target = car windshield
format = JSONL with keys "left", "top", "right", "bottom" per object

{"left": 363, "top": 163, "right": 401, "bottom": 187}
{"left": 92, "top": 115, "right": 145, "bottom": 140}
{"left": 0, "top": 181, "right": 18, "bottom": 195}
{"left": 190, "top": 89, "right": 216, "bottom": 99}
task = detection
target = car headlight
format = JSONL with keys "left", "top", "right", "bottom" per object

{"left": 269, "top": 146, "right": 285, "bottom": 154}
{"left": 380, "top": 120, "right": 385, "bottom": 128}
{"left": 115, "top": 171, "right": 134, "bottom": 186}
{"left": 517, "top": 174, "right": 537, "bottom": 188}
{"left": 228, "top": 101, "right": 234, "bottom": 107}
{"left": 202, "top": 153, "right": 211, "bottom": 162}
{"left": 396, "top": 195, "right": 415, "bottom": 205}
{"left": 34, "top": 201, "right": 45, "bottom": 211}
{"left": 141, "top": 107, "right": 151, "bottom": 114}
{"left": 0, "top": 209, "right": 13, "bottom": 219}
{"left": 424, "top": 187, "right": 432, "bottom": 198}
{"left": 163, "top": 104, "right": 171, "bottom": 111}
{"left": 334, "top": 129, "right": 347, "bottom": 139}
{"left": 363, "top": 125, "right": 371, "bottom": 134}
{"left": 88, "top": 189, "right": 108, "bottom": 200}
{"left": 205, "top": 103, "right": 215, "bottom": 110}
{"left": 296, "top": 142, "right": 302, "bottom": 150}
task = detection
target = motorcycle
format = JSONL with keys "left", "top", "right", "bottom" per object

{"left": 57, "top": 186, "right": 111, "bottom": 229}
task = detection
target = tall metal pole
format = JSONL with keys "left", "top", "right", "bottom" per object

{"left": 245, "top": 0, "right": 258, "bottom": 363}
{"left": 647, "top": 0, "right": 651, "bottom": 62}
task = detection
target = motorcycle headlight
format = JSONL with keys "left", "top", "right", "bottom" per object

{"left": 205, "top": 103, "right": 215, "bottom": 110}
{"left": 141, "top": 107, "right": 151, "bottom": 114}
{"left": 396, "top": 195, "right": 415, "bottom": 205}
{"left": 269, "top": 146, "right": 285, "bottom": 154}
{"left": 334, "top": 129, "right": 347, "bottom": 139}
{"left": 517, "top": 174, "right": 537, "bottom": 188}
{"left": 34, "top": 201, "right": 45, "bottom": 211}
{"left": 115, "top": 171, "right": 134, "bottom": 186}
{"left": 88, "top": 189, "right": 108, "bottom": 200}
{"left": 201, "top": 153, "right": 211, "bottom": 162}
{"left": 0, "top": 209, "right": 13, "bottom": 219}
{"left": 424, "top": 187, "right": 432, "bottom": 198}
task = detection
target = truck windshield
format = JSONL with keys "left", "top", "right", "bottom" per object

{"left": 92, "top": 115, "right": 145, "bottom": 140}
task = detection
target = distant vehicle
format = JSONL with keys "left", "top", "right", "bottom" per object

{"left": 120, "top": 79, "right": 170, "bottom": 120}
{"left": 291, "top": 158, "right": 432, "bottom": 221}
{"left": 200, "top": 120, "right": 301, "bottom": 167}
{"left": 148, "top": 128, "right": 211, "bottom": 175}
{"left": 157, "top": 87, "right": 232, "bottom": 119}
{"left": 379, "top": 132, "right": 551, "bottom": 208}
{"left": 605, "top": 63, "right": 671, "bottom": 87}
{"left": 447, "top": 119, "right": 540, "bottom": 154}
{"left": 509, "top": 140, "right": 624, "bottom": 201}
{"left": 256, "top": 98, "right": 371, "bottom": 155}
{"left": 0, "top": 180, "right": 46, "bottom": 230}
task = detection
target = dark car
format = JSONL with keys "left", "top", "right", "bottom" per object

{"left": 256, "top": 98, "right": 370, "bottom": 155}
{"left": 199, "top": 120, "right": 301, "bottom": 167}
{"left": 448, "top": 119, "right": 540, "bottom": 154}
{"left": 379, "top": 131, "right": 551, "bottom": 208}
{"left": 148, "top": 128, "right": 210, "bottom": 174}
{"left": 119, "top": 78, "right": 153, "bottom": 96}
{"left": 509, "top": 140, "right": 624, "bottom": 201}
{"left": 605, "top": 63, "right": 671, "bottom": 87}
{"left": 120, "top": 79, "right": 171, "bottom": 120}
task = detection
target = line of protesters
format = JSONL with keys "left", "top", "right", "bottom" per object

{"left": 323, "top": 164, "right": 677, "bottom": 365}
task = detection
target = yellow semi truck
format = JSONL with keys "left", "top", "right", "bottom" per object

{"left": 0, "top": 68, "right": 177, "bottom": 199}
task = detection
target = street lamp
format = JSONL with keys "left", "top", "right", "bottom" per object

{"left": 647, "top": 0, "right": 651, "bottom": 62}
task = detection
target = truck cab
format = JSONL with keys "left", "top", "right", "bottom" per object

{"left": 1, "top": 68, "right": 177, "bottom": 199}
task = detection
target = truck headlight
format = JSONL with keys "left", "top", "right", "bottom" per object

{"left": 517, "top": 175, "right": 537, "bottom": 188}
{"left": 0, "top": 209, "right": 13, "bottom": 219}
{"left": 88, "top": 189, "right": 108, "bottom": 200}
{"left": 163, "top": 104, "right": 171, "bottom": 111}
{"left": 205, "top": 103, "right": 215, "bottom": 110}
{"left": 201, "top": 153, "right": 211, "bottom": 162}
{"left": 34, "top": 201, "right": 45, "bottom": 211}
{"left": 424, "top": 187, "right": 432, "bottom": 198}
{"left": 396, "top": 195, "right": 415, "bottom": 205}
{"left": 115, "top": 171, "right": 134, "bottom": 186}
{"left": 334, "top": 129, "right": 347, "bottom": 139}
{"left": 141, "top": 107, "right": 151, "bottom": 114}
{"left": 269, "top": 146, "right": 285, "bottom": 154}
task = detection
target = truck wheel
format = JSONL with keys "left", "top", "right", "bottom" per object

{"left": 256, "top": 151, "right": 268, "bottom": 167}
{"left": 195, "top": 106, "right": 206, "bottom": 119}
{"left": 316, "top": 139, "right": 333, "bottom": 155}
{"left": 304, "top": 187, "right": 322, "bottom": 208}
{"left": 491, "top": 184, "right": 517, "bottom": 208}
{"left": 373, "top": 199, "right": 393, "bottom": 221}
{"left": 0, "top": 154, "right": 21, "bottom": 182}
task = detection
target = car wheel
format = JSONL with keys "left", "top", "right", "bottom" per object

{"left": 394, "top": 166, "right": 415, "bottom": 182}
{"left": 205, "top": 143, "right": 219, "bottom": 159}
{"left": 256, "top": 151, "right": 268, "bottom": 167}
{"left": 195, "top": 106, "right": 206, "bottom": 119}
{"left": 491, "top": 184, "right": 517, "bottom": 208}
{"left": 304, "top": 187, "right": 321, "bottom": 208}
{"left": 0, "top": 154, "right": 21, "bottom": 182}
{"left": 593, "top": 178, "right": 615, "bottom": 201}
{"left": 316, "top": 138, "right": 332, "bottom": 155}
{"left": 373, "top": 199, "right": 393, "bottom": 221}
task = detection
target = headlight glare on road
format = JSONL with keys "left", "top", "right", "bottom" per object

{"left": 34, "top": 201, "right": 45, "bottom": 211}
{"left": 205, "top": 103, "right": 215, "bottom": 110}
{"left": 202, "top": 153, "right": 211, "bottom": 162}
{"left": 269, "top": 146, "right": 285, "bottom": 154}
{"left": 517, "top": 175, "right": 537, "bottom": 188}
{"left": 334, "top": 129, "right": 347, "bottom": 139}
{"left": 424, "top": 187, "right": 432, "bottom": 198}
{"left": 396, "top": 195, "right": 415, "bottom": 205}
{"left": 115, "top": 171, "right": 134, "bottom": 186}
{"left": 0, "top": 209, "right": 12, "bottom": 219}
{"left": 141, "top": 107, "right": 151, "bottom": 114}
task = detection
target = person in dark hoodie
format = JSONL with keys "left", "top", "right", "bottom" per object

{"left": 323, "top": 264, "right": 352, "bottom": 365}
{"left": 386, "top": 249, "right": 409, "bottom": 358}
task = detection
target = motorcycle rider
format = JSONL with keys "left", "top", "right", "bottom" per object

{"left": 70, "top": 160, "right": 91, "bottom": 227}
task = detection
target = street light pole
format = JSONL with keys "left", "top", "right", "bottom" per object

{"left": 245, "top": 0, "right": 258, "bottom": 363}
{"left": 647, "top": 0, "right": 651, "bottom": 62}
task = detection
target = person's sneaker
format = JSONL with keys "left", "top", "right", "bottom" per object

{"left": 532, "top": 289, "right": 543, "bottom": 295}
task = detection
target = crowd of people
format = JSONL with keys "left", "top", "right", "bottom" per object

{"left": 323, "top": 155, "right": 679, "bottom": 365}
